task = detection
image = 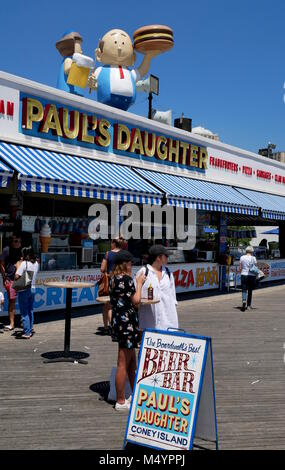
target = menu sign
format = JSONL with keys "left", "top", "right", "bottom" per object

{"left": 124, "top": 329, "right": 218, "bottom": 450}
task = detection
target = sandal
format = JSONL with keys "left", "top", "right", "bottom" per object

{"left": 21, "top": 334, "right": 31, "bottom": 339}
{"left": 4, "top": 325, "right": 14, "bottom": 331}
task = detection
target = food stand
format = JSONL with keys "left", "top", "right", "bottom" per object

{"left": 0, "top": 69, "right": 285, "bottom": 315}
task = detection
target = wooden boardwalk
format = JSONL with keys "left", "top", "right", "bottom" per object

{"left": 0, "top": 284, "right": 284, "bottom": 450}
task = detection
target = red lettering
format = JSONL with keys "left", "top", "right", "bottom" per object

{"left": 257, "top": 170, "right": 271, "bottom": 180}
{"left": 182, "top": 372, "right": 195, "bottom": 393}
{"left": 0, "top": 99, "right": 5, "bottom": 114}
{"left": 209, "top": 155, "right": 238, "bottom": 172}
{"left": 275, "top": 174, "right": 285, "bottom": 184}
{"left": 180, "top": 269, "right": 188, "bottom": 288}
{"left": 172, "top": 269, "right": 180, "bottom": 287}
{"left": 178, "top": 352, "right": 191, "bottom": 371}
{"left": 187, "top": 270, "right": 195, "bottom": 287}
{"left": 141, "top": 347, "right": 159, "bottom": 380}
{"left": 6, "top": 101, "right": 14, "bottom": 117}
{"left": 242, "top": 166, "right": 252, "bottom": 176}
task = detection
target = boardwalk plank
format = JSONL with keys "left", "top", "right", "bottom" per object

{"left": 0, "top": 284, "right": 284, "bottom": 449}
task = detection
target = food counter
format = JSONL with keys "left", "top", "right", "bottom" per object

{"left": 229, "top": 258, "right": 285, "bottom": 286}
{"left": 0, "top": 262, "right": 219, "bottom": 316}
{"left": 1, "top": 257, "right": 284, "bottom": 316}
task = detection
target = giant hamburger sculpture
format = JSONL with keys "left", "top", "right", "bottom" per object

{"left": 133, "top": 25, "right": 174, "bottom": 53}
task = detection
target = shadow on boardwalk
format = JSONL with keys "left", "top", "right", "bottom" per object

{"left": 0, "top": 283, "right": 284, "bottom": 450}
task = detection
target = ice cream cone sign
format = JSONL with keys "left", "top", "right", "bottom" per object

{"left": 40, "top": 223, "right": 51, "bottom": 253}
{"left": 88, "top": 26, "right": 173, "bottom": 111}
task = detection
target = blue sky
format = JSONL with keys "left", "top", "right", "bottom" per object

{"left": 1, "top": 0, "right": 285, "bottom": 153}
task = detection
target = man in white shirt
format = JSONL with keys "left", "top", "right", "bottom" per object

{"left": 136, "top": 245, "right": 178, "bottom": 331}
{"left": 239, "top": 246, "right": 257, "bottom": 311}
{"left": 88, "top": 29, "right": 160, "bottom": 111}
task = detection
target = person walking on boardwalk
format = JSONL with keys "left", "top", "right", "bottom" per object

{"left": 240, "top": 246, "right": 258, "bottom": 311}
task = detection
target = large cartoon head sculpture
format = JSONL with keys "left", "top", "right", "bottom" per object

{"left": 95, "top": 29, "right": 136, "bottom": 67}
{"left": 89, "top": 26, "right": 173, "bottom": 111}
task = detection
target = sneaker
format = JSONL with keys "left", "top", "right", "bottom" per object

{"left": 247, "top": 305, "right": 253, "bottom": 310}
{"left": 115, "top": 400, "right": 130, "bottom": 411}
{"left": 101, "top": 327, "right": 111, "bottom": 336}
{"left": 241, "top": 302, "right": 247, "bottom": 312}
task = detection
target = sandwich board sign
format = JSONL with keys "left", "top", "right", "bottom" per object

{"left": 124, "top": 329, "right": 218, "bottom": 451}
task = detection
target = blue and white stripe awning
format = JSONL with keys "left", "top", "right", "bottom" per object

{"left": 235, "top": 187, "right": 285, "bottom": 221}
{"left": 0, "top": 142, "right": 163, "bottom": 205}
{"left": 0, "top": 157, "right": 13, "bottom": 188}
{"left": 135, "top": 169, "right": 259, "bottom": 215}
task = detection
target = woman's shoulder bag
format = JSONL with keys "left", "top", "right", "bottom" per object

{"left": 13, "top": 262, "right": 33, "bottom": 292}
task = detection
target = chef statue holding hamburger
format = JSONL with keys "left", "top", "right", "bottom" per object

{"left": 88, "top": 25, "right": 173, "bottom": 111}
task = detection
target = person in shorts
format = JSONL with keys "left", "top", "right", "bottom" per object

{"left": 0, "top": 234, "right": 22, "bottom": 331}
{"left": 100, "top": 237, "right": 124, "bottom": 335}
{"left": 109, "top": 250, "right": 146, "bottom": 411}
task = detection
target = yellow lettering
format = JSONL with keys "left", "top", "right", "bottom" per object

{"left": 60, "top": 108, "right": 80, "bottom": 139}
{"left": 114, "top": 123, "right": 131, "bottom": 151}
{"left": 196, "top": 268, "right": 203, "bottom": 287}
{"left": 180, "top": 398, "right": 191, "bottom": 416}
{"left": 180, "top": 418, "right": 188, "bottom": 434}
{"left": 135, "top": 408, "right": 142, "bottom": 422}
{"left": 141, "top": 409, "right": 148, "bottom": 423}
{"left": 154, "top": 412, "right": 161, "bottom": 426}
{"left": 168, "top": 138, "right": 180, "bottom": 163}
{"left": 144, "top": 131, "right": 156, "bottom": 157}
{"left": 78, "top": 113, "right": 94, "bottom": 143}
{"left": 160, "top": 413, "right": 168, "bottom": 428}
{"left": 97, "top": 119, "right": 111, "bottom": 147}
{"left": 168, "top": 395, "right": 178, "bottom": 414}
{"left": 199, "top": 147, "right": 208, "bottom": 169}
{"left": 40, "top": 104, "right": 62, "bottom": 136}
{"left": 158, "top": 393, "right": 168, "bottom": 412}
{"left": 137, "top": 388, "right": 148, "bottom": 406}
{"left": 156, "top": 136, "right": 168, "bottom": 160}
{"left": 22, "top": 98, "right": 44, "bottom": 130}
{"left": 130, "top": 128, "right": 144, "bottom": 154}
{"left": 173, "top": 417, "right": 181, "bottom": 432}
{"left": 190, "top": 145, "right": 198, "bottom": 167}
{"left": 146, "top": 391, "right": 157, "bottom": 409}
{"left": 179, "top": 141, "right": 189, "bottom": 165}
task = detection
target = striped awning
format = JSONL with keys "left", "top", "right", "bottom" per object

{"left": 0, "top": 157, "right": 13, "bottom": 188}
{"left": 135, "top": 169, "right": 259, "bottom": 215}
{"left": 235, "top": 187, "right": 285, "bottom": 221}
{"left": 0, "top": 142, "right": 163, "bottom": 205}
